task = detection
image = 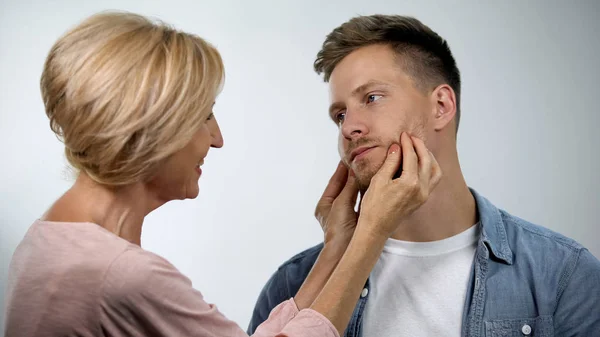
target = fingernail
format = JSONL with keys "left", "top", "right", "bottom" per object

{"left": 388, "top": 144, "right": 399, "bottom": 154}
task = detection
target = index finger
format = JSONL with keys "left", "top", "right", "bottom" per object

{"left": 400, "top": 132, "right": 418, "bottom": 175}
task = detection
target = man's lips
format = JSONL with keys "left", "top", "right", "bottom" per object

{"left": 349, "top": 146, "right": 376, "bottom": 162}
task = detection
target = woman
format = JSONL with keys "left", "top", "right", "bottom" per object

{"left": 4, "top": 11, "right": 441, "bottom": 336}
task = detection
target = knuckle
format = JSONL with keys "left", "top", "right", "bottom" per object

{"left": 423, "top": 157, "right": 432, "bottom": 167}
{"left": 418, "top": 189, "right": 428, "bottom": 203}
{"left": 407, "top": 176, "right": 419, "bottom": 190}
{"left": 432, "top": 171, "right": 443, "bottom": 185}
{"left": 314, "top": 205, "right": 326, "bottom": 219}
{"left": 314, "top": 212, "right": 323, "bottom": 223}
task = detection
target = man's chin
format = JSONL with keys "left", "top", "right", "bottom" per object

{"left": 355, "top": 171, "right": 376, "bottom": 193}
{"left": 354, "top": 159, "right": 405, "bottom": 192}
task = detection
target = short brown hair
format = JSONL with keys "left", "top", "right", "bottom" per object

{"left": 41, "top": 11, "right": 224, "bottom": 185}
{"left": 314, "top": 15, "right": 462, "bottom": 132}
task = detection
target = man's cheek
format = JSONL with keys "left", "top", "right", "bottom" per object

{"left": 371, "top": 151, "right": 387, "bottom": 172}
{"left": 337, "top": 138, "right": 347, "bottom": 162}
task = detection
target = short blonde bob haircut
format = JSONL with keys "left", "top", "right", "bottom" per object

{"left": 41, "top": 11, "right": 224, "bottom": 185}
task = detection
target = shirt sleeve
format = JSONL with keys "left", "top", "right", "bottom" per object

{"left": 248, "top": 267, "right": 291, "bottom": 334}
{"left": 101, "top": 247, "right": 338, "bottom": 337}
{"left": 252, "top": 298, "right": 338, "bottom": 337}
{"left": 553, "top": 248, "right": 600, "bottom": 335}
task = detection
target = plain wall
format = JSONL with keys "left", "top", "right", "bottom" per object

{"left": 1, "top": 0, "right": 599, "bottom": 330}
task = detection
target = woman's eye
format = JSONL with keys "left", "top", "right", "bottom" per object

{"left": 206, "top": 113, "right": 214, "bottom": 121}
{"left": 367, "top": 94, "right": 382, "bottom": 103}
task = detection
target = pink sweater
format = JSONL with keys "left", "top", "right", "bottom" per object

{"left": 4, "top": 220, "right": 338, "bottom": 337}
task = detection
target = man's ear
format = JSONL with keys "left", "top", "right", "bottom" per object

{"left": 430, "top": 84, "right": 457, "bottom": 132}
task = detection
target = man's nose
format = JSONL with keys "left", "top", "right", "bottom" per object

{"left": 341, "top": 110, "right": 370, "bottom": 140}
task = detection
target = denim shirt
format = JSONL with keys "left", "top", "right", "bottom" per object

{"left": 247, "top": 189, "right": 600, "bottom": 336}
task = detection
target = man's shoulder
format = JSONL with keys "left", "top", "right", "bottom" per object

{"left": 260, "top": 242, "right": 325, "bottom": 292}
{"left": 499, "top": 209, "right": 586, "bottom": 253}
{"left": 474, "top": 189, "right": 587, "bottom": 255}
{"left": 247, "top": 243, "right": 324, "bottom": 334}
{"left": 495, "top": 208, "right": 600, "bottom": 334}
{"left": 268, "top": 242, "right": 324, "bottom": 294}
{"left": 278, "top": 242, "right": 324, "bottom": 271}
{"left": 496, "top": 208, "right": 600, "bottom": 283}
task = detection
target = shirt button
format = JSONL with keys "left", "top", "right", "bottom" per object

{"left": 521, "top": 324, "right": 532, "bottom": 335}
{"left": 361, "top": 288, "right": 369, "bottom": 298}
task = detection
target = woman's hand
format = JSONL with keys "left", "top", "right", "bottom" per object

{"left": 314, "top": 161, "right": 359, "bottom": 246}
{"left": 358, "top": 132, "right": 442, "bottom": 240}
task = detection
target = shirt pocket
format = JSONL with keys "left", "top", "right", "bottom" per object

{"left": 484, "top": 315, "right": 554, "bottom": 337}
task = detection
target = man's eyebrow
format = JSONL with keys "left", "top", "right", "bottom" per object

{"left": 350, "top": 80, "right": 391, "bottom": 97}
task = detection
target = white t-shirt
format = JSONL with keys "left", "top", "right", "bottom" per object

{"left": 362, "top": 224, "right": 480, "bottom": 337}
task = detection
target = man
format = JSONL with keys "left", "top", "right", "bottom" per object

{"left": 248, "top": 15, "right": 600, "bottom": 336}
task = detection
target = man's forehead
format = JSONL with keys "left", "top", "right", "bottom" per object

{"left": 329, "top": 50, "right": 401, "bottom": 97}
{"left": 329, "top": 78, "right": 391, "bottom": 97}
{"left": 328, "top": 72, "right": 398, "bottom": 103}
{"left": 330, "top": 62, "right": 390, "bottom": 89}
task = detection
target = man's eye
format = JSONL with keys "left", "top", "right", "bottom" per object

{"left": 367, "top": 94, "right": 382, "bottom": 103}
{"left": 335, "top": 112, "right": 346, "bottom": 124}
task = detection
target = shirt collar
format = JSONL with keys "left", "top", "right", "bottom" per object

{"left": 471, "top": 188, "right": 513, "bottom": 265}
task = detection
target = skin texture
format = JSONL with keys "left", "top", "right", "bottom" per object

{"left": 43, "top": 112, "right": 223, "bottom": 246}
{"left": 328, "top": 44, "right": 477, "bottom": 242}
{"left": 42, "top": 94, "right": 442, "bottom": 336}
{"left": 306, "top": 134, "right": 442, "bottom": 333}
{"left": 148, "top": 113, "right": 224, "bottom": 202}
{"left": 39, "top": 43, "right": 466, "bottom": 336}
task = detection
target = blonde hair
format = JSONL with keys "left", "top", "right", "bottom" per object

{"left": 41, "top": 11, "right": 224, "bottom": 185}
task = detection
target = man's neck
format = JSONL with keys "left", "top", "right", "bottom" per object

{"left": 389, "top": 157, "right": 477, "bottom": 242}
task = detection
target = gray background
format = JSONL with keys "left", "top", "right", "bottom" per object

{"left": 1, "top": 0, "right": 599, "bottom": 330}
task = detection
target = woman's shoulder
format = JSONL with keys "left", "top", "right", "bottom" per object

{"left": 11, "top": 220, "right": 133, "bottom": 275}
{"left": 100, "top": 243, "right": 217, "bottom": 331}
{"left": 102, "top": 242, "right": 196, "bottom": 301}
{"left": 106, "top": 245, "right": 184, "bottom": 281}
{"left": 17, "top": 220, "right": 195, "bottom": 302}
{"left": 4, "top": 220, "right": 145, "bottom": 334}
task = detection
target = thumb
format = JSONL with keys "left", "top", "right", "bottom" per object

{"left": 337, "top": 169, "right": 359, "bottom": 207}
{"left": 376, "top": 143, "right": 402, "bottom": 180}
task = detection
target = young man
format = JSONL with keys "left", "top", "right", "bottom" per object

{"left": 248, "top": 15, "right": 600, "bottom": 336}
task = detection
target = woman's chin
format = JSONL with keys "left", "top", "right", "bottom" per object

{"left": 186, "top": 184, "right": 200, "bottom": 199}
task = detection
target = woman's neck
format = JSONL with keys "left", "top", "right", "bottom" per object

{"left": 42, "top": 173, "right": 162, "bottom": 245}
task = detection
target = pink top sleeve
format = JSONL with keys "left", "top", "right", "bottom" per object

{"left": 102, "top": 247, "right": 339, "bottom": 337}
